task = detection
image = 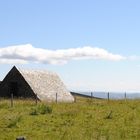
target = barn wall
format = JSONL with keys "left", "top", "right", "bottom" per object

{"left": 0, "top": 67, "right": 36, "bottom": 99}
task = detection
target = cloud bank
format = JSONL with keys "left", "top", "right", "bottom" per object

{"left": 0, "top": 44, "right": 125, "bottom": 65}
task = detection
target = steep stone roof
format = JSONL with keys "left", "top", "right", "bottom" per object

{"left": 17, "top": 67, "right": 74, "bottom": 102}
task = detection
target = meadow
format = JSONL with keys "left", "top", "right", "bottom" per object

{"left": 0, "top": 97, "right": 140, "bottom": 140}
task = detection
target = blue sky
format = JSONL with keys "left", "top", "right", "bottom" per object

{"left": 0, "top": 0, "right": 140, "bottom": 92}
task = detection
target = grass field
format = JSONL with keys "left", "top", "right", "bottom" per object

{"left": 0, "top": 97, "right": 140, "bottom": 140}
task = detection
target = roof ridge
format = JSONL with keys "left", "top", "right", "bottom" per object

{"left": 15, "top": 66, "right": 57, "bottom": 75}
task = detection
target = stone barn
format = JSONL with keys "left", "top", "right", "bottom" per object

{"left": 0, "top": 66, "right": 74, "bottom": 102}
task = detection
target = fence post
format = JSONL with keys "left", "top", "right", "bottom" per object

{"left": 11, "top": 93, "right": 13, "bottom": 107}
{"left": 91, "top": 92, "right": 93, "bottom": 99}
{"left": 107, "top": 92, "right": 110, "bottom": 101}
{"left": 124, "top": 92, "right": 127, "bottom": 101}
{"left": 56, "top": 93, "right": 58, "bottom": 103}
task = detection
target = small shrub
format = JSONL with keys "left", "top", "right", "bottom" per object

{"left": 38, "top": 104, "right": 52, "bottom": 114}
{"left": 29, "top": 104, "right": 52, "bottom": 115}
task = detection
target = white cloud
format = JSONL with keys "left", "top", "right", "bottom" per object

{"left": 128, "top": 55, "right": 140, "bottom": 61}
{"left": 0, "top": 44, "right": 125, "bottom": 65}
{"left": 0, "top": 59, "right": 27, "bottom": 64}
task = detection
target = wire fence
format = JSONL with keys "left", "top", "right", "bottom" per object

{"left": 0, "top": 91, "right": 140, "bottom": 107}
{"left": 71, "top": 91, "right": 140, "bottom": 101}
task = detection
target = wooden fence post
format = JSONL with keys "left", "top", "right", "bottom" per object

{"left": 91, "top": 92, "right": 93, "bottom": 99}
{"left": 124, "top": 92, "right": 127, "bottom": 101}
{"left": 11, "top": 93, "right": 13, "bottom": 107}
{"left": 56, "top": 93, "right": 58, "bottom": 103}
{"left": 107, "top": 92, "right": 110, "bottom": 101}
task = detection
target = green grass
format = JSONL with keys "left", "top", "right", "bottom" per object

{"left": 0, "top": 97, "right": 140, "bottom": 140}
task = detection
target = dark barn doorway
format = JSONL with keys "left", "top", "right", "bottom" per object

{"left": 10, "top": 82, "right": 18, "bottom": 97}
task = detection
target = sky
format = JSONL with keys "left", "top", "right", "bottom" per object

{"left": 0, "top": 0, "right": 140, "bottom": 92}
